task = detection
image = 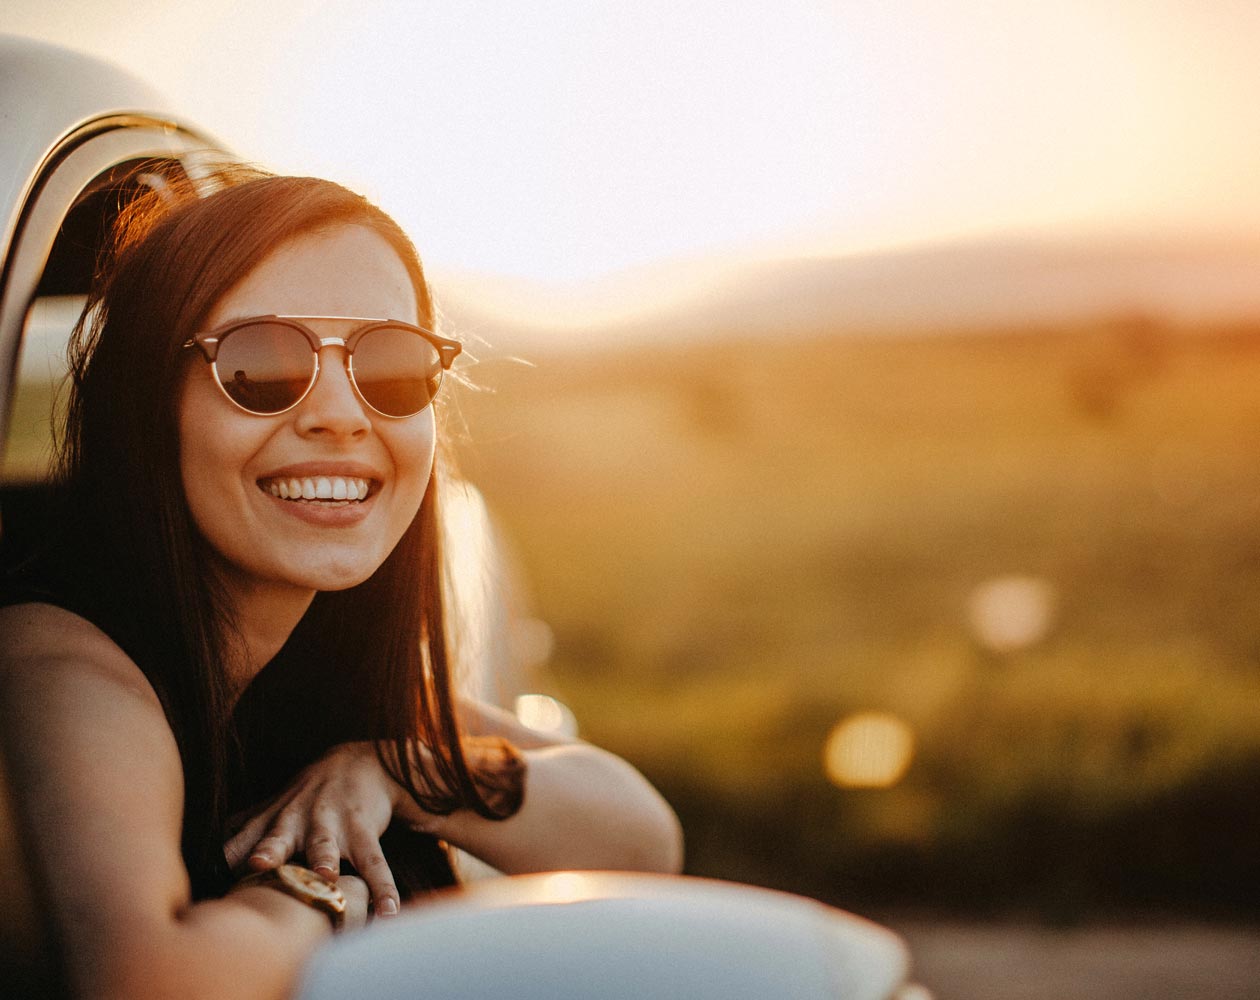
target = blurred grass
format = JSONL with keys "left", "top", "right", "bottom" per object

{"left": 455, "top": 318, "right": 1260, "bottom": 918}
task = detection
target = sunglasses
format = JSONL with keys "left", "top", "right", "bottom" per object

{"left": 183, "top": 315, "right": 461, "bottom": 418}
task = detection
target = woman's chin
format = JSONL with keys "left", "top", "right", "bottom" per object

{"left": 292, "top": 559, "right": 380, "bottom": 593}
{"left": 215, "top": 550, "right": 383, "bottom": 598}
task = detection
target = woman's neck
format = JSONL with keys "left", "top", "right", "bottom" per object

{"left": 220, "top": 575, "right": 318, "bottom": 692}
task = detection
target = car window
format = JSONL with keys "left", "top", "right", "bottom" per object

{"left": 1, "top": 155, "right": 194, "bottom": 484}
{"left": 2, "top": 295, "right": 80, "bottom": 482}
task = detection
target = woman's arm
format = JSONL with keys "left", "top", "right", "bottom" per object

{"left": 224, "top": 698, "right": 683, "bottom": 900}
{"left": 0, "top": 603, "right": 363, "bottom": 1000}
{"left": 427, "top": 698, "right": 685, "bottom": 875}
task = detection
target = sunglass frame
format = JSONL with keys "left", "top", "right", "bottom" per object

{"left": 182, "top": 314, "right": 462, "bottom": 418}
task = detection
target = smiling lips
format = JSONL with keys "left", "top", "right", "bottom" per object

{"left": 258, "top": 475, "right": 372, "bottom": 503}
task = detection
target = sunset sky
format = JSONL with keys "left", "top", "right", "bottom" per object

{"left": 6, "top": 1, "right": 1260, "bottom": 287}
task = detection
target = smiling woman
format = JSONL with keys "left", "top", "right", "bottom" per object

{"left": 0, "top": 165, "right": 682, "bottom": 999}
{"left": 177, "top": 226, "right": 438, "bottom": 614}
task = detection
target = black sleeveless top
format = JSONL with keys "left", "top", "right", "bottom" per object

{"left": 0, "top": 575, "right": 456, "bottom": 902}
{"left": 225, "top": 604, "right": 457, "bottom": 900}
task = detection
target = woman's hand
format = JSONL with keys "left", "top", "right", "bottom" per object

{"left": 223, "top": 743, "right": 406, "bottom": 918}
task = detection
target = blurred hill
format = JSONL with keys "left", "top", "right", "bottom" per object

{"left": 450, "top": 287, "right": 1260, "bottom": 918}
{"left": 436, "top": 235, "right": 1260, "bottom": 349}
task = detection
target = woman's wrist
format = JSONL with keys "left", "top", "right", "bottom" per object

{"left": 462, "top": 735, "right": 528, "bottom": 818}
{"left": 227, "top": 879, "right": 337, "bottom": 937}
{"left": 393, "top": 744, "right": 526, "bottom": 841}
{"left": 229, "top": 864, "right": 347, "bottom": 931}
{"left": 388, "top": 735, "right": 527, "bottom": 829}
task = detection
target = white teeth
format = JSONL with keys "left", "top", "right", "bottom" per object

{"left": 262, "top": 476, "right": 371, "bottom": 502}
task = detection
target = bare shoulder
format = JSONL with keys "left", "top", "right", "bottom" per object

{"left": 0, "top": 601, "right": 161, "bottom": 707}
{"left": 0, "top": 600, "right": 177, "bottom": 800}
{"left": 0, "top": 601, "right": 187, "bottom": 908}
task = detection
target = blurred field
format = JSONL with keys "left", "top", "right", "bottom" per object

{"left": 887, "top": 917, "right": 1260, "bottom": 1000}
{"left": 454, "top": 318, "right": 1260, "bottom": 919}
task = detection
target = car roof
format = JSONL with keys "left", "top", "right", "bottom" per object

{"left": 0, "top": 35, "right": 227, "bottom": 484}
{"left": 0, "top": 34, "right": 204, "bottom": 261}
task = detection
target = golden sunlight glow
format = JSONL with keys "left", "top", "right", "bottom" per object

{"left": 511, "top": 618, "right": 556, "bottom": 672}
{"left": 536, "top": 871, "right": 600, "bottom": 905}
{"left": 440, "top": 480, "right": 505, "bottom": 699}
{"left": 824, "top": 712, "right": 916, "bottom": 790}
{"left": 514, "top": 694, "right": 579, "bottom": 738}
{"left": 12, "top": 1, "right": 1260, "bottom": 290}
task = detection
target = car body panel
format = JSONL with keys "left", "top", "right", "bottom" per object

{"left": 298, "top": 872, "right": 917, "bottom": 1000}
{"left": 0, "top": 33, "right": 181, "bottom": 251}
{"left": 0, "top": 34, "right": 222, "bottom": 482}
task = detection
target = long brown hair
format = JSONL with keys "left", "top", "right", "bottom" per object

{"left": 54, "top": 165, "right": 517, "bottom": 891}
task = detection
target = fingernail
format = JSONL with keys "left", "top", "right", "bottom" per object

{"left": 378, "top": 897, "right": 398, "bottom": 917}
{"left": 313, "top": 865, "right": 337, "bottom": 881}
{"left": 250, "top": 851, "right": 271, "bottom": 865}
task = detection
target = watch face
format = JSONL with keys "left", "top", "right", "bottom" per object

{"left": 277, "top": 864, "right": 348, "bottom": 917}
{"left": 279, "top": 865, "right": 337, "bottom": 898}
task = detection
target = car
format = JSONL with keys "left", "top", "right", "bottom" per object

{"left": 295, "top": 870, "right": 918, "bottom": 1000}
{"left": 0, "top": 35, "right": 222, "bottom": 478}
{"left": 0, "top": 34, "right": 925, "bottom": 999}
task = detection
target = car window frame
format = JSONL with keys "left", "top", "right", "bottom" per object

{"left": 0, "top": 118, "right": 221, "bottom": 484}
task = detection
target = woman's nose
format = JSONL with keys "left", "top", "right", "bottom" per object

{"left": 293, "top": 347, "right": 371, "bottom": 438}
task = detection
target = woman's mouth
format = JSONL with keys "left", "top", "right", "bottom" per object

{"left": 257, "top": 475, "right": 373, "bottom": 505}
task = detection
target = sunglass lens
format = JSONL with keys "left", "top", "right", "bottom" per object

{"left": 351, "top": 326, "right": 443, "bottom": 417}
{"left": 215, "top": 322, "right": 314, "bottom": 414}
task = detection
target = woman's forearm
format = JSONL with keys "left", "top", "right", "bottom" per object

{"left": 80, "top": 886, "right": 333, "bottom": 1000}
{"left": 408, "top": 743, "right": 684, "bottom": 875}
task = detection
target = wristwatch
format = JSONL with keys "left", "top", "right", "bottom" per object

{"left": 234, "top": 864, "right": 347, "bottom": 930}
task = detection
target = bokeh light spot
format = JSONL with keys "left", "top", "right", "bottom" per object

{"left": 823, "top": 712, "right": 916, "bottom": 789}
{"left": 514, "top": 694, "right": 579, "bottom": 738}
{"left": 966, "top": 574, "right": 1057, "bottom": 653}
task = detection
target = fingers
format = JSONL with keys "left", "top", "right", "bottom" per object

{"left": 336, "top": 875, "right": 371, "bottom": 931}
{"left": 299, "top": 824, "right": 401, "bottom": 919}
{"left": 245, "top": 804, "right": 305, "bottom": 871}
{"left": 346, "top": 828, "right": 400, "bottom": 918}
{"left": 227, "top": 811, "right": 400, "bottom": 920}
{"left": 220, "top": 742, "right": 403, "bottom": 917}
{"left": 304, "top": 823, "right": 341, "bottom": 883}
{"left": 223, "top": 799, "right": 283, "bottom": 870}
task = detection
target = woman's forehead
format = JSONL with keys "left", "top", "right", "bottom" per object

{"left": 204, "top": 225, "right": 419, "bottom": 329}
